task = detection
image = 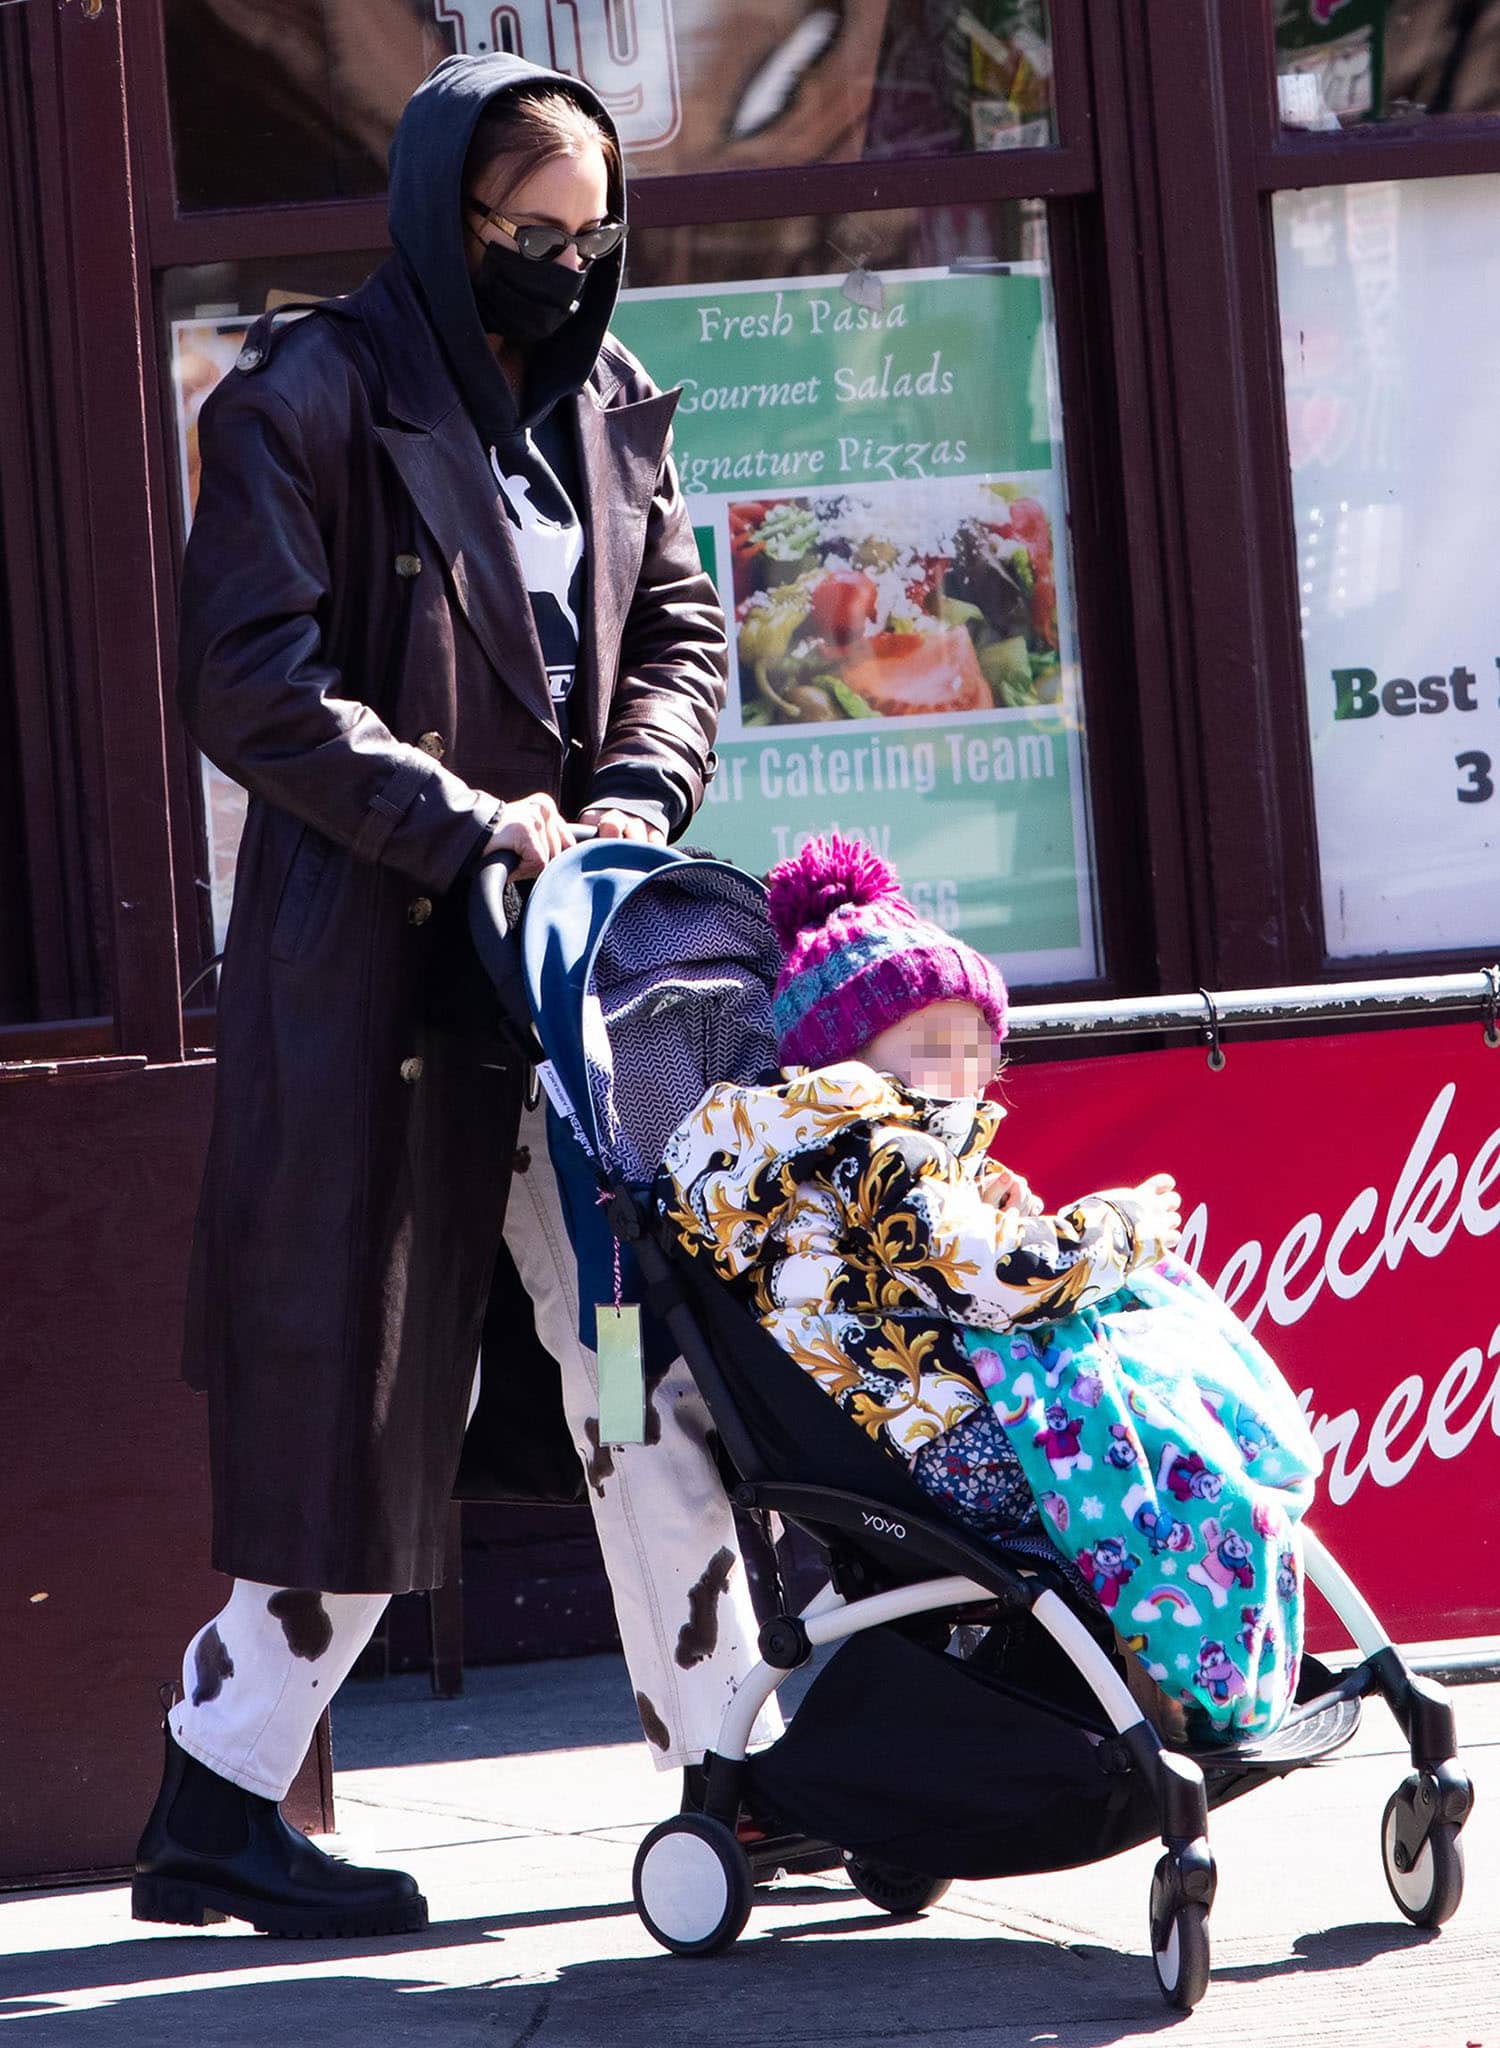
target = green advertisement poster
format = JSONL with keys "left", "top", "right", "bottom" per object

{"left": 612, "top": 266, "right": 1098, "bottom": 981}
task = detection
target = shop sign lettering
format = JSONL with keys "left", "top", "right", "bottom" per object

{"left": 1179, "top": 1082, "right": 1500, "bottom": 1329}
{"left": 432, "top": 1, "right": 682, "bottom": 149}
{"left": 996, "top": 1024, "right": 1500, "bottom": 1641}
{"left": 1330, "top": 660, "right": 1497, "bottom": 806}
{"left": 1175, "top": 1081, "right": 1500, "bottom": 1511}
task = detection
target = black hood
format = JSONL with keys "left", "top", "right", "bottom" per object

{"left": 387, "top": 53, "right": 625, "bottom": 442}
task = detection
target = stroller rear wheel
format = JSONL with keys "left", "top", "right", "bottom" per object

{"left": 1381, "top": 1777, "right": 1465, "bottom": 1927}
{"left": 843, "top": 1853, "right": 952, "bottom": 1917}
{"left": 1148, "top": 1855, "right": 1211, "bottom": 2011}
{"left": 633, "top": 1814, "right": 753, "bottom": 1957}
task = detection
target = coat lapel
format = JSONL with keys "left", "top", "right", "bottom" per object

{"left": 359, "top": 259, "right": 680, "bottom": 758}
{"left": 573, "top": 382, "right": 681, "bottom": 759}
{"left": 375, "top": 412, "right": 559, "bottom": 740}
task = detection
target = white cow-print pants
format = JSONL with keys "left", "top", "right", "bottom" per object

{"left": 170, "top": 1097, "right": 782, "bottom": 1803}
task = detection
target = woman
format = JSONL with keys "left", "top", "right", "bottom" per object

{"left": 134, "top": 55, "right": 739, "bottom": 1939}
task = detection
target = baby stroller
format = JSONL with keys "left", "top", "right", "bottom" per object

{"left": 469, "top": 837, "right": 1474, "bottom": 2013}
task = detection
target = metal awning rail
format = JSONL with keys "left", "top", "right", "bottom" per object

{"left": 1006, "top": 966, "right": 1500, "bottom": 1045}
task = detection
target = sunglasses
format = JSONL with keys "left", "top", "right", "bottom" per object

{"left": 465, "top": 197, "right": 626, "bottom": 265}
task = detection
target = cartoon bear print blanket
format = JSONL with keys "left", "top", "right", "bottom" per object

{"left": 967, "top": 1255, "right": 1323, "bottom": 1741}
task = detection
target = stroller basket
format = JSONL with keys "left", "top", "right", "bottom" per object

{"left": 748, "top": 1623, "right": 1162, "bottom": 1881}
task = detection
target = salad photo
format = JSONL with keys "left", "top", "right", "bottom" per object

{"left": 729, "top": 482, "right": 1063, "bottom": 727}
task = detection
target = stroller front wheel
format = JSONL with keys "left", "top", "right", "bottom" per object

{"left": 843, "top": 1853, "right": 952, "bottom": 1917}
{"left": 1148, "top": 1856, "right": 1211, "bottom": 2012}
{"left": 1381, "top": 1778, "right": 1465, "bottom": 1927}
{"left": 633, "top": 1814, "right": 753, "bottom": 1957}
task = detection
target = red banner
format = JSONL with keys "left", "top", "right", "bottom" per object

{"left": 995, "top": 1022, "right": 1500, "bottom": 1647}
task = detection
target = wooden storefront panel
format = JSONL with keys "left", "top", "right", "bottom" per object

{"left": 1, "top": 1063, "right": 329, "bottom": 1886}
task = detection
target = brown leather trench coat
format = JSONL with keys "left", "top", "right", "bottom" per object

{"left": 179, "top": 257, "right": 725, "bottom": 1593}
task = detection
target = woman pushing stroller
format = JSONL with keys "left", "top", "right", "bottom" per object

{"left": 660, "top": 835, "right": 1323, "bottom": 1745}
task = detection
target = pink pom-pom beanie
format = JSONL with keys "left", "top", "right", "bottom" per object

{"left": 765, "top": 834, "right": 1007, "bottom": 1066}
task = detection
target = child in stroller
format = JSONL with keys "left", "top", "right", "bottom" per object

{"left": 659, "top": 835, "right": 1322, "bottom": 1748}
{"left": 474, "top": 825, "right": 1473, "bottom": 2011}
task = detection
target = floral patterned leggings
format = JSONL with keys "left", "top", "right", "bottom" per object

{"left": 910, "top": 1410, "right": 1040, "bottom": 1537}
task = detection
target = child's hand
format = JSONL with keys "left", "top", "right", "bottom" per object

{"left": 980, "top": 1166, "right": 1044, "bottom": 1216}
{"left": 1130, "top": 1171, "right": 1182, "bottom": 1252}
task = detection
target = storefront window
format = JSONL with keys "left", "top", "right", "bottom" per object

{"left": 163, "top": 204, "right": 1099, "bottom": 985}
{"left": 619, "top": 204, "right": 1098, "bottom": 981}
{"left": 1273, "top": 174, "right": 1500, "bottom": 959}
{"left": 0, "top": 603, "right": 36, "bottom": 1023}
{"left": 164, "top": 0, "right": 1056, "bottom": 211}
{"left": 1276, "top": 0, "right": 1500, "bottom": 131}
{"left": 163, "top": 254, "right": 382, "bottom": 951}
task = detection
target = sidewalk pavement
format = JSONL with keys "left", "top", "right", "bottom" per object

{"left": 1, "top": 1650, "right": 1495, "bottom": 2047}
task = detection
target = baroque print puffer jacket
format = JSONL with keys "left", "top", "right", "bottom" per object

{"left": 658, "top": 1063, "right": 1165, "bottom": 1468}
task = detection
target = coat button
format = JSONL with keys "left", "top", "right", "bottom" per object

{"left": 416, "top": 730, "right": 446, "bottom": 760}
{"left": 394, "top": 552, "right": 423, "bottom": 578}
{"left": 512, "top": 1145, "right": 531, "bottom": 1175}
{"left": 400, "top": 1056, "right": 424, "bottom": 1084}
{"left": 235, "top": 344, "right": 263, "bottom": 371}
{"left": 407, "top": 895, "right": 433, "bottom": 926}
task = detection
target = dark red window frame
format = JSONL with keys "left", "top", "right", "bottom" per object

{"left": 7, "top": 0, "right": 1495, "bottom": 1070}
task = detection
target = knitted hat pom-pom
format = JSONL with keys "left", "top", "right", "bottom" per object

{"left": 766, "top": 833, "right": 904, "bottom": 946}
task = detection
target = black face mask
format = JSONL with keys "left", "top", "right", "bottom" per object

{"left": 473, "top": 242, "right": 585, "bottom": 344}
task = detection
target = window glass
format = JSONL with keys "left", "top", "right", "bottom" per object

{"left": 1276, "top": 0, "right": 1500, "bottom": 131}
{"left": 0, "top": 602, "right": 37, "bottom": 1024}
{"left": 1273, "top": 176, "right": 1500, "bottom": 959}
{"left": 163, "top": 207, "right": 1099, "bottom": 986}
{"left": 164, "top": 0, "right": 1056, "bottom": 211}
{"left": 163, "top": 254, "right": 382, "bottom": 953}
{"left": 619, "top": 204, "right": 1098, "bottom": 982}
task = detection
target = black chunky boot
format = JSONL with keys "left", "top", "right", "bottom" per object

{"left": 133, "top": 1725, "right": 428, "bottom": 1938}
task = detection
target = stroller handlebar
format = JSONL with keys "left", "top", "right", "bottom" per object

{"left": 466, "top": 822, "right": 599, "bottom": 1054}
{"left": 475, "top": 818, "right": 599, "bottom": 883}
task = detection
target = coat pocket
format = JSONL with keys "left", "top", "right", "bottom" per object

{"left": 269, "top": 825, "right": 334, "bottom": 963}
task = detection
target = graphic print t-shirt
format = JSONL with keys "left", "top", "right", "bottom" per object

{"left": 489, "top": 427, "right": 586, "bottom": 736}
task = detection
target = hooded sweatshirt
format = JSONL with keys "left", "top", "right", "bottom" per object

{"left": 387, "top": 54, "right": 664, "bottom": 826}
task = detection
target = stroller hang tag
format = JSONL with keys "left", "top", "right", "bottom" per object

{"left": 596, "top": 1304, "right": 646, "bottom": 1445}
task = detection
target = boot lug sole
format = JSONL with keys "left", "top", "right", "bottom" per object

{"left": 132, "top": 1876, "right": 429, "bottom": 1938}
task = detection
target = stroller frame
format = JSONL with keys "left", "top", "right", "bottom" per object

{"left": 470, "top": 840, "right": 1475, "bottom": 2014}
{"left": 630, "top": 1224, "right": 1473, "bottom": 2011}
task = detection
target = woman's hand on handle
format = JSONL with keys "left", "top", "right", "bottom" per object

{"left": 487, "top": 792, "right": 574, "bottom": 879}
{"left": 578, "top": 805, "right": 667, "bottom": 846}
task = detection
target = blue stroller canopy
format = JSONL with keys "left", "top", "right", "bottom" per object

{"left": 521, "top": 842, "right": 782, "bottom": 1184}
